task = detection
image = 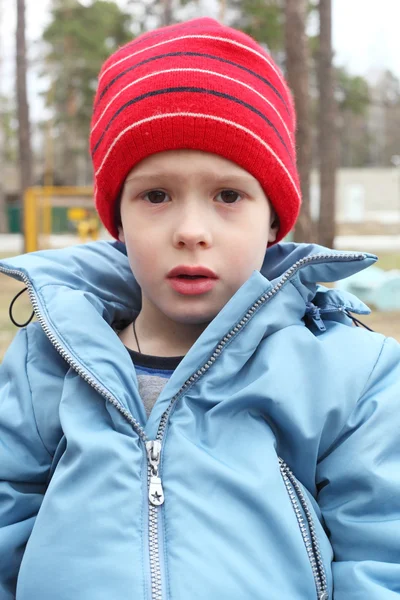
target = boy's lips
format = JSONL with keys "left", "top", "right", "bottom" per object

{"left": 167, "top": 265, "right": 218, "bottom": 279}
{"left": 166, "top": 265, "right": 218, "bottom": 296}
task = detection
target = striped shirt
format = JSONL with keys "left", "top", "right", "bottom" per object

{"left": 126, "top": 348, "right": 184, "bottom": 418}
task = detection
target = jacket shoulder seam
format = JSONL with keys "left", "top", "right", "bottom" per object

{"left": 317, "top": 336, "right": 389, "bottom": 463}
{"left": 358, "top": 336, "right": 388, "bottom": 400}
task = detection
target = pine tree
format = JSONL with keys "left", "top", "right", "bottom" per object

{"left": 284, "top": 0, "right": 314, "bottom": 241}
{"left": 317, "top": 0, "right": 336, "bottom": 247}
{"left": 42, "top": 0, "right": 132, "bottom": 185}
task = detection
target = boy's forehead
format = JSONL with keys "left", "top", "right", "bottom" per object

{"left": 125, "top": 150, "right": 258, "bottom": 184}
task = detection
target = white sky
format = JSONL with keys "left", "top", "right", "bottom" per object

{"left": 331, "top": 0, "right": 400, "bottom": 79}
{"left": 1, "top": 0, "right": 400, "bottom": 120}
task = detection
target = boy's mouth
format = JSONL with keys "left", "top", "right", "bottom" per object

{"left": 167, "top": 265, "right": 218, "bottom": 279}
{"left": 167, "top": 265, "right": 218, "bottom": 295}
{"left": 176, "top": 274, "right": 207, "bottom": 279}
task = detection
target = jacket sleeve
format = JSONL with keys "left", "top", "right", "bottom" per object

{"left": 0, "top": 328, "right": 52, "bottom": 600}
{"left": 317, "top": 335, "right": 400, "bottom": 598}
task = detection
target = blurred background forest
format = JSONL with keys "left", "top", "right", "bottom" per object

{"left": 1, "top": 0, "right": 400, "bottom": 245}
{"left": 0, "top": 0, "right": 399, "bottom": 356}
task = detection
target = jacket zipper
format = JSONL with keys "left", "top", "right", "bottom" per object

{"left": 279, "top": 458, "right": 329, "bottom": 600}
{"left": 0, "top": 252, "right": 364, "bottom": 599}
{"left": 146, "top": 441, "right": 164, "bottom": 600}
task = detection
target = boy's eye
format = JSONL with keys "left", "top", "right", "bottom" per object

{"left": 144, "top": 190, "right": 169, "bottom": 204}
{"left": 142, "top": 189, "right": 242, "bottom": 204}
{"left": 216, "top": 190, "right": 242, "bottom": 204}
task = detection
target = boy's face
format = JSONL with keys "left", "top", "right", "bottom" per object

{"left": 119, "top": 150, "right": 278, "bottom": 328}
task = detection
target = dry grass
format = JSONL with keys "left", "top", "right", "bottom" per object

{"left": 1, "top": 253, "right": 399, "bottom": 361}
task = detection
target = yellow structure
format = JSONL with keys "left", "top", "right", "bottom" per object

{"left": 23, "top": 186, "right": 96, "bottom": 253}
{"left": 76, "top": 217, "right": 100, "bottom": 243}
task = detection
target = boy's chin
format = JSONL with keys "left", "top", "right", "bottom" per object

{"left": 161, "top": 306, "right": 220, "bottom": 327}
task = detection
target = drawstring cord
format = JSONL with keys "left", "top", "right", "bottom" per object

{"left": 306, "top": 302, "right": 375, "bottom": 333}
{"left": 344, "top": 310, "right": 375, "bottom": 332}
{"left": 9, "top": 287, "right": 35, "bottom": 327}
{"left": 8, "top": 290, "right": 375, "bottom": 333}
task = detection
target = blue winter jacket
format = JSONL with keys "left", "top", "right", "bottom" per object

{"left": 0, "top": 240, "right": 399, "bottom": 600}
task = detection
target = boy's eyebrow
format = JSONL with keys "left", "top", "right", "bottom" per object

{"left": 125, "top": 171, "right": 257, "bottom": 185}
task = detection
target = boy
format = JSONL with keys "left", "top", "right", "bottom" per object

{"left": 0, "top": 17, "right": 399, "bottom": 600}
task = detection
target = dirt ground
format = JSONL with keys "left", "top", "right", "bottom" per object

{"left": 0, "top": 274, "right": 33, "bottom": 361}
{"left": 361, "top": 310, "right": 400, "bottom": 340}
{"left": 1, "top": 264, "right": 399, "bottom": 362}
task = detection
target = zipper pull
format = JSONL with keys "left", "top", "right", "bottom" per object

{"left": 306, "top": 303, "right": 327, "bottom": 332}
{"left": 146, "top": 440, "right": 165, "bottom": 506}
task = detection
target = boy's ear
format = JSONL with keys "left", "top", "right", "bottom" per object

{"left": 268, "top": 211, "right": 279, "bottom": 244}
{"left": 114, "top": 190, "right": 124, "bottom": 242}
{"left": 118, "top": 225, "right": 125, "bottom": 244}
{"left": 268, "top": 227, "right": 278, "bottom": 244}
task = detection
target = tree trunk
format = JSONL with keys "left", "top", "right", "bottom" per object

{"left": 62, "top": 14, "right": 79, "bottom": 186}
{"left": 163, "top": 0, "right": 173, "bottom": 26}
{"left": 0, "top": 0, "right": 8, "bottom": 233}
{"left": 219, "top": 0, "right": 226, "bottom": 23}
{"left": 16, "top": 0, "right": 33, "bottom": 249}
{"left": 284, "top": 0, "right": 314, "bottom": 242}
{"left": 0, "top": 106, "right": 6, "bottom": 233}
{"left": 317, "top": 0, "right": 336, "bottom": 248}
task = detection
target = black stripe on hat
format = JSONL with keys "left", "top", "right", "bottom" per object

{"left": 92, "top": 86, "right": 294, "bottom": 161}
{"left": 96, "top": 51, "right": 289, "bottom": 115}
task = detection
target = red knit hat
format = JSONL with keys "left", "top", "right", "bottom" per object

{"left": 90, "top": 17, "right": 301, "bottom": 243}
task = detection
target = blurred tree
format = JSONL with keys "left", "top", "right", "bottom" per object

{"left": 232, "top": 0, "right": 373, "bottom": 170}
{"left": 0, "top": 97, "right": 4, "bottom": 233}
{"left": 42, "top": 0, "right": 132, "bottom": 185}
{"left": 127, "top": 0, "right": 165, "bottom": 33}
{"left": 336, "top": 69, "right": 371, "bottom": 167}
{"left": 375, "top": 70, "right": 400, "bottom": 166}
{"left": 16, "top": 0, "right": 33, "bottom": 247}
{"left": 316, "top": 0, "right": 336, "bottom": 248}
{"left": 0, "top": 97, "right": 18, "bottom": 163}
{"left": 284, "top": 0, "right": 314, "bottom": 242}
{"left": 228, "top": 1, "right": 321, "bottom": 57}
{"left": 0, "top": 0, "right": 7, "bottom": 233}
{"left": 336, "top": 69, "right": 370, "bottom": 115}
{"left": 230, "top": 0, "right": 284, "bottom": 53}
{"left": 163, "top": 0, "right": 173, "bottom": 25}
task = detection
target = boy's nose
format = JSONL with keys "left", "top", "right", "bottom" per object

{"left": 172, "top": 216, "right": 213, "bottom": 250}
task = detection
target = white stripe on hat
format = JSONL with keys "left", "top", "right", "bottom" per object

{"left": 94, "top": 112, "right": 301, "bottom": 200}
{"left": 99, "top": 35, "right": 286, "bottom": 92}
{"left": 92, "top": 68, "right": 294, "bottom": 148}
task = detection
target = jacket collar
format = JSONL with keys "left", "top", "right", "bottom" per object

{"left": 0, "top": 241, "right": 377, "bottom": 430}
{"left": 0, "top": 240, "right": 376, "bottom": 317}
